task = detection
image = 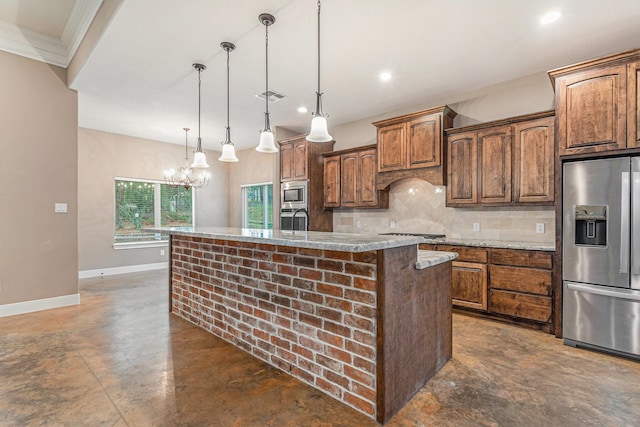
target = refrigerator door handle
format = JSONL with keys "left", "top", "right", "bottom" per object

{"left": 633, "top": 170, "right": 640, "bottom": 275}
{"left": 620, "top": 171, "right": 630, "bottom": 273}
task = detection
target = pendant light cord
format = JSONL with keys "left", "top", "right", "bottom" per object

{"left": 184, "top": 128, "right": 189, "bottom": 160}
{"left": 314, "top": 0, "right": 323, "bottom": 117}
{"left": 197, "top": 68, "right": 202, "bottom": 149}
{"left": 226, "top": 48, "right": 231, "bottom": 142}
{"left": 264, "top": 20, "right": 270, "bottom": 130}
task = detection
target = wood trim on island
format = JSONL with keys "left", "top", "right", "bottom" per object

{"left": 167, "top": 233, "right": 452, "bottom": 424}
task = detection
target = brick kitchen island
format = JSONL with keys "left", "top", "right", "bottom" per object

{"left": 157, "top": 227, "right": 456, "bottom": 424}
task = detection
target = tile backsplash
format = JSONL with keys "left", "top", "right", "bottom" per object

{"left": 333, "top": 178, "right": 555, "bottom": 243}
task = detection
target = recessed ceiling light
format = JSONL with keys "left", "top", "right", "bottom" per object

{"left": 297, "top": 106, "right": 308, "bottom": 113}
{"left": 540, "top": 11, "right": 561, "bottom": 25}
{"left": 379, "top": 71, "right": 392, "bottom": 81}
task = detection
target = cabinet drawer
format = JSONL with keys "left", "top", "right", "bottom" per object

{"left": 490, "top": 265, "right": 551, "bottom": 296}
{"left": 489, "top": 290, "right": 551, "bottom": 323}
{"left": 490, "top": 248, "right": 552, "bottom": 269}
{"left": 438, "top": 245, "right": 487, "bottom": 263}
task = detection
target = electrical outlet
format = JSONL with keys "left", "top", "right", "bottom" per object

{"left": 160, "top": 249, "right": 165, "bottom": 256}
{"left": 473, "top": 222, "right": 481, "bottom": 232}
{"left": 536, "top": 223, "right": 545, "bottom": 234}
{"left": 0, "top": 279, "right": 2, "bottom": 292}
{"left": 356, "top": 221, "right": 361, "bottom": 229}
{"left": 54, "top": 203, "right": 67, "bottom": 213}
{"left": 390, "top": 220, "right": 396, "bottom": 229}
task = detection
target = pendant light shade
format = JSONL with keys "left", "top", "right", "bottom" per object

{"left": 256, "top": 13, "right": 279, "bottom": 153}
{"left": 307, "top": 0, "right": 332, "bottom": 143}
{"left": 190, "top": 63, "right": 210, "bottom": 168}
{"left": 219, "top": 41, "right": 239, "bottom": 163}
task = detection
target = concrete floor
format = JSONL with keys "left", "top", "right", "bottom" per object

{"left": 1, "top": 270, "right": 639, "bottom": 426}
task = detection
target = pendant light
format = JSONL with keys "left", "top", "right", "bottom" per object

{"left": 218, "top": 41, "right": 239, "bottom": 162}
{"left": 163, "top": 128, "right": 210, "bottom": 189}
{"left": 256, "top": 13, "right": 278, "bottom": 153}
{"left": 306, "top": 0, "right": 332, "bottom": 143}
{"left": 191, "top": 63, "right": 210, "bottom": 168}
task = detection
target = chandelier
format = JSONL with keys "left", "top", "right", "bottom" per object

{"left": 164, "top": 128, "right": 210, "bottom": 189}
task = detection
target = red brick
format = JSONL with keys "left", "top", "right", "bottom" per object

{"left": 258, "top": 300, "right": 276, "bottom": 313}
{"left": 271, "top": 295, "right": 291, "bottom": 307}
{"left": 258, "top": 261, "right": 277, "bottom": 272}
{"left": 293, "top": 256, "right": 316, "bottom": 268}
{"left": 271, "top": 274, "right": 291, "bottom": 286}
{"left": 270, "top": 336, "right": 291, "bottom": 350}
{"left": 344, "top": 392, "right": 374, "bottom": 416}
{"left": 254, "top": 308, "right": 271, "bottom": 321}
{"left": 300, "top": 291, "right": 323, "bottom": 304}
{"left": 299, "top": 357, "right": 322, "bottom": 375}
{"left": 345, "top": 263, "right": 376, "bottom": 278}
{"left": 317, "top": 330, "right": 344, "bottom": 347}
{"left": 292, "top": 278, "right": 315, "bottom": 291}
{"left": 326, "top": 370, "right": 350, "bottom": 389}
{"left": 344, "top": 366, "right": 375, "bottom": 388}
{"left": 291, "top": 366, "right": 314, "bottom": 383}
{"left": 277, "top": 264, "right": 298, "bottom": 276}
{"left": 278, "top": 328, "right": 297, "bottom": 342}
{"left": 345, "top": 314, "right": 374, "bottom": 333}
{"left": 274, "top": 315, "right": 291, "bottom": 329}
{"left": 353, "top": 251, "right": 377, "bottom": 264}
{"left": 323, "top": 250, "right": 352, "bottom": 261}
{"left": 325, "top": 296, "right": 352, "bottom": 312}
{"left": 270, "top": 355, "right": 291, "bottom": 372}
{"left": 253, "top": 250, "right": 271, "bottom": 261}
{"left": 353, "top": 356, "right": 375, "bottom": 374}
{"left": 299, "top": 313, "right": 322, "bottom": 328}
{"left": 354, "top": 277, "right": 377, "bottom": 292}
{"left": 318, "top": 259, "right": 344, "bottom": 272}
{"left": 317, "top": 307, "right": 342, "bottom": 322}
{"left": 276, "top": 245, "right": 298, "bottom": 254}
{"left": 353, "top": 330, "right": 376, "bottom": 347}
{"left": 315, "top": 354, "right": 343, "bottom": 373}
{"left": 299, "top": 248, "right": 322, "bottom": 257}
{"left": 299, "top": 268, "right": 322, "bottom": 281}
{"left": 344, "top": 289, "right": 374, "bottom": 304}
{"left": 317, "top": 282, "right": 343, "bottom": 297}
{"left": 299, "top": 336, "right": 323, "bottom": 352}
{"left": 253, "top": 270, "right": 270, "bottom": 280}
{"left": 238, "top": 248, "right": 253, "bottom": 258}
{"left": 351, "top": 382, "right": 375, "bottom": 402}
{"left": 276, "top": 348, "right": 297, "bottom": 364}
{"left": 292, "top": 344, "right": 314, "bottom": 360}
{"left": 345, "top": 339, "right": 375, "bottom": 359}
{"left": 324, "top": 272, "right": 352, "bottom": 287}
{"left": 292, "top": 300, "right": 314, "bottom": 314}
{"left": 324, "top": 321, "right": 351, "bottom": 338}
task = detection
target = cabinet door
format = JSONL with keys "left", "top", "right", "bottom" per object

{"left": 446, "top": 131, "right": 478, "bottom": 205}
{"left": 407, "top": 114, "right": 441, "bottom": 169}
{"left": 451, "top": 261, "right": 487, "bottom": 311}
{"left": 280, "top": 142, "right": 294, "bottom": 181}
{"left": 478, "top": 125, "right": 512, "bottom": 204}
{"left": 293, "top": 139, "right": 308, "bottom": 180}
{"left": 556, "top": 64, "right": 627, "bottom": 155}
{"left": 377, "top": 123, "right": 406, "bottom": 172}
{"left": 323, "top": 155, "right": 341, "bottom": 208}
{"left": 340, "top": 153, "right": 358, "bottom": 207}
{"left": 629, "top": 61, "right": 640, "bottom": 148}
{"left": 358, "top": 149, "right": 379, "bottom": 207}
{"left": 513, "top": 117, "right": 554, "bottom": 204}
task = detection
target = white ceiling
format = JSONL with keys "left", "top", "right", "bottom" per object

{"left": 3, "top": 1, "right": 640, "bottom": 152}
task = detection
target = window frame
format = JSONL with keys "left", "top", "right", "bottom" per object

{"left": 113, "top": 177, "right": 196, "bottom": 249}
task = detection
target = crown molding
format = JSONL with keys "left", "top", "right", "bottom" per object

{"left": 0, "top": 0, "right": 102, "bottom": 68}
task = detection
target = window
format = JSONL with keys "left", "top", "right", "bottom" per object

{"left": 115, "top": 178, "right": 193, "bottom": 244}
{"left": 242, "top": 183, "right": 273, "bottom": 229}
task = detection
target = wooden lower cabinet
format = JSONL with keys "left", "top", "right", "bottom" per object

{"left": 420, "top": 244, "right": 554, "bottom": 330}
{"left": 451, "top": 261, "right": 487, "bottom": 311}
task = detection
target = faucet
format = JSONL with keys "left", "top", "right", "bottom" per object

{"left": 291, "top": 208, "right": 309, "bottom": 232}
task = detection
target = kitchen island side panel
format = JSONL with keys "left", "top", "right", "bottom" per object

{"left": 376, "top": 246, "right": 453, "bottom": 424}
{"left": 170, "top": 235, "right": 379, "bottom": 418}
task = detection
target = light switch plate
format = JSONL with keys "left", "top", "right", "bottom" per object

{"left": 473, "top": 222, "right": 480, "bottom": 232}
{"left": 389, "top": 220, "right": 396, "bottom": 229}
{"left": 356, "top": 221, "right": 361, "bottom": 229}
{"left": 536, "top": 223, "right": 545, "bottom": 233}
{"left": 54, "top": 203, "right": 67, "bottom": 213}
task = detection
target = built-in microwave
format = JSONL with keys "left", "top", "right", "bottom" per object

{"left": 281, "top": 180, "right": 308, "bottom": 210}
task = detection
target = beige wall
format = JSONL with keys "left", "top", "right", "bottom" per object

{"left": 331, "top": 72, "right": 556, "bottom": 243}
{"left": 78, "top": 128, "right": 228, "bottom": 271}
{"left": 0, "top": 51, "right": 78, "bottom": 305}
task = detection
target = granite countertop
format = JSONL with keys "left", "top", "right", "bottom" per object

{"left": 415, "top": 250, "right": 458, "bottom": 270}
{"left": 421, "top": 237, "right": 555, "bottom": 252}
{"left": 147, "top": 226, "right": 423, "bottom": 253}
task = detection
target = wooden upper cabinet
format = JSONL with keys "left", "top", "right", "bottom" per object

{"left": 446, "top": 131, "right": 478, "bottom": 205}
{"left": 280, "top": 142, "right": 294, "bottom": 181}
{"left": 340, "top": 153, "right": 358, "bottom": 207}
{"left": 446, "top": 111, "right": 554, "bottom": 207}
{"left": 358, "top": 149, "right": 379, "bottom": 207}
{"left": 407, "top": 114, "right": 441, "bottom": 169}
{"left": 514, "top": 117, "right": 555, "bottom": 203}
{"left": 323, "top": 155, "right": 341, "bottom": 208}
{"left": 629, "top": 60, "right": 640, "bottom": 148}
{"left": 323, "top": 145, "right": 388, "bottom": 209}
{"left": 478, "top": 125, "right": 512, "bottom": 204}
{"left": 549, "top": 49, "right": 640, "bottom": 155}
{"left": 377, "top": 123, "right": 405, "bottom": 172}
{"left": 293, "top": 139, "right": 308, "bottom": 180}
{"left": 374, "top": 106, "right": 456, "bottom": 181}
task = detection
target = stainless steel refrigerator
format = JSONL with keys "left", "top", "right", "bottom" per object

{"left": 563, "top": 157, "right": 640, "bottom": 359}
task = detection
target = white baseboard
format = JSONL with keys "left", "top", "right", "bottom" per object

{"left": 0, "top": 293, "right": 80, "bottom": 318}
{"left": 78, "top": 262, "right": 168, "bottom": 279}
